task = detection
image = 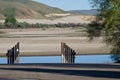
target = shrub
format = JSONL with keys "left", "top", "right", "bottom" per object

{"left": 0, "top": 24, "right": 2, "bottom": 29}
{"left": 5, "top": 17, "right": 17, "bottom": 25}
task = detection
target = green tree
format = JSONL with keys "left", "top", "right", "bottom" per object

{"left": 4, "top": 17, "right": 17, "bottom": 28}
{"left": 87, "top": 0, "right": 120, "bottom": 63}
{"left": 5, "top": 17, "right": 17, "bottom": 25}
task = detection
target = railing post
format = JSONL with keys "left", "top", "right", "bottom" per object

{"left": 14, "top": 42, "right": 20, "bottom": 63}
{"left": 6, "top": 42, "right": 20, "bottom": 64}
{"left": 61, "top": 42, "right": 65, "bottom": 63}
{"left": 61, "top": 42, "right": 76, "bottom": 64}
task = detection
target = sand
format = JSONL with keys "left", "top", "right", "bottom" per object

{"left": 0, "top": 15, "right": 94, "bottom": 24}
{"left": 0, "top": 28, "right": 110, "bottom": 57}
{"left": 16, "top": 15, "right": 93, "bottom": 24}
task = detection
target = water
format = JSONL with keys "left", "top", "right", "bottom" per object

{"left": 0, "top": 55, "right": 113, "bottom": 64}
{"left": 76, "top": 55, "right": 112, "bottom": 63}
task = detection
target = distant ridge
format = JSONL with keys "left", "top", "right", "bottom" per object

{"left": 0, "top": 0, "right": 66, "bottom": 19}
{"left": 69, "top": 9, "right": 99, "bottom": 16}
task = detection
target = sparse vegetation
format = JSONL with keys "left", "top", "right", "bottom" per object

{"left": 1, "top": 22, "right": 85, "bottom": 29}
{"left": 3, "top": 7, "right": 15, "bottom": 17}
{"left": 0, "top": 0, "right": 66, "bottom": 19}
{"left": 0, "top": 23, "right": 2, "bottom": 29}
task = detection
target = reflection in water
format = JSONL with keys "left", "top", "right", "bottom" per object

{"left": 0, "top": 55, "right": 113, "bottom": 64}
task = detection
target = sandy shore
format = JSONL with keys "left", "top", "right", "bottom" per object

{"left": 0, "top": 63, "right": 119, "bottom": 80}
{"left": 0, "top": 28, "right": 110, "bottom": 57}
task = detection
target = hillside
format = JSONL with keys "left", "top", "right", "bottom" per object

{"left": 69, "top": 9, "right": 99, "bottom": 16}
{"left": 0, "top": 0, "right": 66, "bottom": 19}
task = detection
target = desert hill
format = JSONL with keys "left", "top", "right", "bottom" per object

{"left": 0, "top": 0, "right": 95, "bottom": 24}
{"left": 0, "top": 0, "right": 66, "bottom": 19}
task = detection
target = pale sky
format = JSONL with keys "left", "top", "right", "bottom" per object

{"left": 33, "top": 0, "right": 92, "bottom": 11}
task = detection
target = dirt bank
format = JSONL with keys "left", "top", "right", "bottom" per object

{"left": 0, "top": 28, "right": 110, "bottom": 57}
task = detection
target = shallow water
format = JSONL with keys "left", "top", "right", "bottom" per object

{"left": 0, "top": 55, "right": 113, "bottom": 64}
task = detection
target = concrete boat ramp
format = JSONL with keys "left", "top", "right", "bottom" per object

{"left": 0, "top": 63, "right": 120, "bottom": 80}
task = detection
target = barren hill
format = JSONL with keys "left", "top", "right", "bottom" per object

{"left": 0, "top": 0, "right": 66, "bottom": 19}
{"left": 0, "top": 0, "right": 95, "bottom": 24}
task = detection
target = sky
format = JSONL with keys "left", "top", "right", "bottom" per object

{"left": 33, "top": 0, "right": 92, "bottom": 11}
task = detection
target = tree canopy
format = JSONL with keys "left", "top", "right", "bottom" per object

{"left": 88, "top": 0, "right": 120, "bottom": 63}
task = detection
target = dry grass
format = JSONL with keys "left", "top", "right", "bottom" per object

{"left": 0, "top": 0, "right": 65, "bottom": 19}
